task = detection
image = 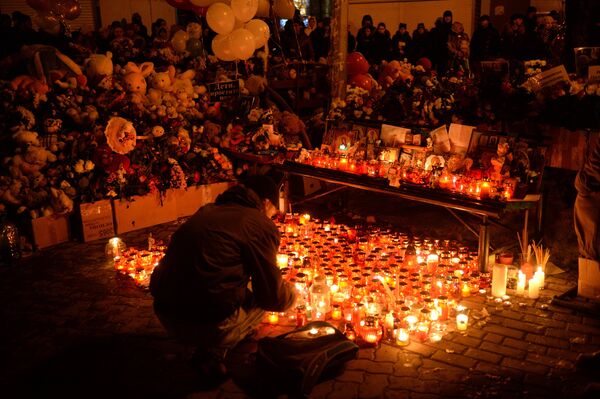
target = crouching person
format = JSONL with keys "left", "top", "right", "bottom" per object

{"left": 150, "top": 175, "right": 296, "bottom": 382}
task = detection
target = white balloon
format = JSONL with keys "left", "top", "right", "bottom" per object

{"left": 190, "top": 0, "right": 213, "bottom": 6}
{"left": 255, "top": 0, "right": 269, "bottom": 18}
{"left": 229, "top": 28, "right": 256, "bottom": 60}
{"left": 212, "top": 34, "right": 236, "bottom": 61}
{"left": 206, "top": 3, "right": 236, "bottom": 35}
{"left": 231, "top": 0, "right": 258, "bottom": 23}
{"left": 273, "top": 0, "right": 294, "bottom": 20}
{"left": 234, "top": 18, "right": 245, "bottom": 29}
{"left": 244, "top": 19, "right": 270, "bottom": 49}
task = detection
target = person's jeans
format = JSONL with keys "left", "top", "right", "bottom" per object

{"left": 154, "top": 302, "right": 265, "bottom": 360}
{"left": 574, "top": 192, "right": 600, "bottom": 260}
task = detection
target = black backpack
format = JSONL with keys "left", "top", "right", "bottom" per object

{"left": 256, "top": 321, "right": 359, "bottom": 397}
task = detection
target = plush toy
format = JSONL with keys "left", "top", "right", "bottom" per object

{"left": 446, "top": 154, "right": 473, "bottom": 174}
{"left": 203, "top": 121, "right": 222, "bottom": 146}
{"left": 245, "top": 75, "right": 268, "bottom": 96}
{"left": 49, "top": 187, "right": 73, "bottom": 214}
{"left": 378, "top": 60, "right": 413, "bottom": 90}
{"left": 252, "top": 130, "right": 270, "bottom": 151}
{"left": 9, "top": 146, "right": 57, "bottom": 180}
{"left": 66, "top": 105, "right": 99, "bottom": 126}
{"left": 84, "top": 51, "right": 115, "bottom": 88}
{"left": 148, "top": 66, "right": 175, "bottom": 105}
{"left": 10, "top": 75, "right": 50, "bottom": 102}
{"left": 12, "top": 130, "right": 41, "bottom": 147}
{"left": 120, "top": 61, "right": 154, "bottom": 104}
{"left": 277, "top": 111, "right": 310, "bottom": 149}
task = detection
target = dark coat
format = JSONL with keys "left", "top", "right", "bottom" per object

{"left": 470, "top": 25, "right": 500, "bottom": 62}
{"left": 150, "top": 185, "right": 295, "bottom": 322}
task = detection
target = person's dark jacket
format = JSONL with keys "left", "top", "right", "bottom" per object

{"left": 470, "top": 24, "right": 500, "bottom": 63}
{"left": 411, "top": 29, "right": 429, "bottom": 61}
{"left": 310, "top": 26, "right": 330, "bottom": 60}
{"left": 372, "top": 30, "right": 391, "bottom": 64}
{"left": 150, "top": 185, "right": 295, "bottom": 322}
{"left": 391, "top": 31, "right": 411, "bottom": 60}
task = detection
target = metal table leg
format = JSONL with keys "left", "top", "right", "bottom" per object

{"left": 479, "top": 215, "right": 490, "bottom": 272}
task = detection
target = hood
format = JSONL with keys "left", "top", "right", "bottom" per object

{"left": 215, "top": 184, "right": 264, "bottom": 211}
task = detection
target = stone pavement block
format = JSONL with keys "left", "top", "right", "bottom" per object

{"left": 464, "top": 328, "right": 487, "bottom": 339}
{"left": 483, "top": 325, "right": 526, "bottom": 340}
{"left": 525, "top": 333, "right": 570, "bottom": 349}
{"left": 500, "top": 358, "right": 550, "bottom": 375}
{"left": 500, "top": 310, "right": 524, "bottom": 320}
{"left": 464, "top": 348, "right": 503, "bottom": 364}
{"left": 358, "top": 348, "right": 376, "bottom": 360}
{"left": 480, "top": 341, "right": 527, "bottom": 359}
{"left": 436, "top": 381, "right": 465, "bottom": 397}
{"left": 529, "top": 353, "right": 575, "bottom": 371}
{"left": 502, "top": 318, "right": 546, "bottom": 334}
{"left": 523, "top": 314, "right": 565, "bottom": 328}
{"left": 424, "top": 339, "right": 467, "bottom": 354}
{"left": 483, "top": 333, "right": 504, "bottom": 344}
{"left": 502, "top": 337, "right": 547, "bottom": 355}
{"left": 474, "top": 361, "right": 525, "bottom": 380}
{"left": 546, "top": 327, "right": 587, "bottom": 340}
{"left": 431, "top": 350, "right": 477, "bottom": 369}
{"left": 392, "top": 363, "right": 418, "bottom": 377}
{"left": 451, "top": 334, "right": 481, "bottom": 349}
{"left": 567, "top": 323, "right": 600, "bottom": 336}
{"left": 383, "top": 390, "right": 410, "bottom": 399}
{"left": 346, "top": 359, "right": 394, "bottom": 374}
{"left": 403, "top": 341, "right": 436, "bottom": 357}
{"left": 335, "top": 370, "right": 365, "bottom": 384}
{"left": 546, "top": 347, "right": 580, "bottom": 362}
{"left": 328, "top": 382, "right": 359, "bottom": 399}
{"left": 375, "top": 344, "right": 400, "bottom": 363}
{"left": 358, "top": 373, "right": 389, "bottom": 399}
{"left": 388, "top": 376, "right": 439, "bottom": 393}
{"left": 309, "top": 379, "right": 335, "bottom": 399}
{"left": 420, "top": 358, "right": 468, "bottom": 382}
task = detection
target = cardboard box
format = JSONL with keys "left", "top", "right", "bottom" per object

{"left": 578, "top": 257, "right": 600, "bottom": 300}
{"left": 114, "top": 193, "right": 177, "bottom": 234}
{"left": 79, "top": 200, "right": 115, "bottom": 242}
{"left": 31, "top": 214, "right": 71, "bottom": 249}
{"left": 172, "top": 182, "right": 233, "bottom": 219}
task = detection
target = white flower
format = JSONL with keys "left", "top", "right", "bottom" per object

{"left": 74, "top": 159, "right": 85, "bottom": 174}
{"left": 105, "top": 117, "right": 136, "bottom": 155}
{"left": 84, "top": 160, "right": 95, "bottom": 172}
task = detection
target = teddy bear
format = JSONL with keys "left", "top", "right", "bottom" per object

{"left": 245, "top": 75, "right": 268, "bottom": 97}
{"left": 84, "top": 52, "right": 113, "bottom": 82}
{"left": 378, "top": 60, "right": 413, "bottom": 90}
{"left": 66, "top": 105, "right": 99, "bottom": 126}
{"left": 49, "top": 187, "right": 73, "bottom": 214}
{"left": 147, "top": 66, "right": 175, "bottom": 106}
{"left": 120, "top": 61, "right": 154, "bottom": 105}
{"left": 203, "top": 121, "right": 222, "bottom": 146}
{"left": 277, "top": 111, "right": 310, "bottom": 150}
{"left": 12, "top": 130, "right": 41, "bottom": 147}
{"left": 171, "top": 69, "right": 197, "bottom": 111}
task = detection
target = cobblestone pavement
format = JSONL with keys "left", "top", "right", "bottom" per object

{"left": 1, "top": 206, "right": 600, "bottom": 398}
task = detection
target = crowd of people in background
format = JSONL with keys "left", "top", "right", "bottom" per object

{"left": 350, "top": 6, "right": 563, "bottom": 75}
{"left": 0, "top": 5, "right": 563, "bottom": 80}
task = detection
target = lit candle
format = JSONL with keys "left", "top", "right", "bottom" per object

{"left": 516, "top": 271, "right": 526, "bottom": 296}
{"left": 364, "top": 331, "right": 379, "bottom": 344}
{"left": 385, "top": 312, "right": 395, "bottom": 332}
{"left": 405, "top": 315, "right": 418, "bottom": 331}
{"left": 267, "top": 312, "right": 279, "bottom": 324}
{"left": 430, "top": 309, "right": 439, "bottom": 322}
{"left": 416, "top": 322, "right": 429, "bottom": 341}
{"left": 339, "top": 157, "right": 348, "bottom": 171}
{"left": 491, "top": 264, "right": 508, "bottom": 297}
{"left": 332, "top": 304, "right": 342, "bottom": 320}
{"left": 528, "top": 277, "right": 540, "bottom": 299}
{"left": 395, "top": 328, "right": 410, "bottom": 346}
{"left": 276, "top": 254, "right": 289, "bottom": 269}
{"left": 456, "top": 313, "right": 469, "bottom": 331}
{"left": 480, "top": 180, "right": 491, "bottom": 199}
{"left": 534, "top": 266, "right": 545, "bottom": 290}
{"left": 461, "top": 282, "right": 471, "bottom": 297}
{"left": 309, "top": 327, "right": 319, "bottom": 336}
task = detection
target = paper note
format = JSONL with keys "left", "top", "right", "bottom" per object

{"left": 448, "top": 123, "right": 475, "bottom": 154}
{"left": 430, "top": 125, "right": 451, "bottom": 154}
{"left": 380, "top": 124, "right": 411, "bottom": 147}
{"left": 522, "top": 65, "right": 569, "bottom": 92}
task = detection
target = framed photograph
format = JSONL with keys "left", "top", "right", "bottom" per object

{"left": 352, "top": 123, "right": 368, "bottom": 142}
{"left": 366, "top": 127, "right": 380, "bottom": 145}
{"left": 380, "top": 124, "right": 410, "bottom": 147}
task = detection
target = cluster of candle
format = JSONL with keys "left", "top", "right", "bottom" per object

{"left": 269, "top": 214, "right": 486, "bottom": 346}
{"left": 295, "top": 152, "right": 513, "bottom": 201}
{"left": 109, "top": 237, "right": 166, "bottom": 288}
{"left": 515, "top": 266, "right": 545, "bottom": 299}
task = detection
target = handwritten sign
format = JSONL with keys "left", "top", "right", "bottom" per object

{"left": 80, "top": 200, "right": 115, "bottom": 242}
{"left": 208, "top": 80, "right": 240, "bottom": 102}
{"left": 589, "top": 66, "right": 600, "bottom": 83}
